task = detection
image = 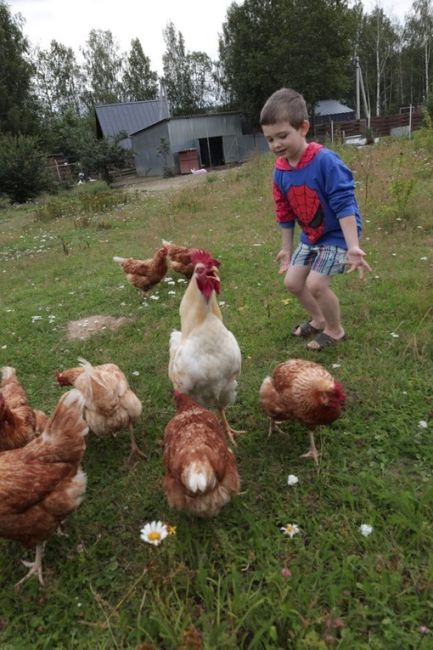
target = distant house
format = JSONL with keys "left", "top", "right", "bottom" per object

{"left": 314, "top": 100, "right": 355, "bottom": 124}
{"left": 130, "top": 112, "right": 268, "bottom": 177}
{"left": 95, "top": 99, "right": 170, "bottom": 149}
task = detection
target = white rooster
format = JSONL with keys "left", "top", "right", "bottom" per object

{"left": 168, "top": 250, "right": 242, "bottom": 443}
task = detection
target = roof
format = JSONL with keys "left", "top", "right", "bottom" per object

{"left": 129, "top": 110, "right": 244, "bottom": 137}
{"left": 315, "top": 100, "right": 354, "bottom": 116}
{"left": 95, "top": 99, "right": 170, "bottom": 140}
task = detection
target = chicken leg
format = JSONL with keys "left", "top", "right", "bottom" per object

{"left": 300, "top": 430, "right": 320, "bottom": 465}
{"left": 127, "top": 424, "right": 146, "bottom": 465}
{"left": 219, "top": 409, "right": 245, "bottom": 446}
{"left": 16, "top": 543, "right": 45, "bottom": 587}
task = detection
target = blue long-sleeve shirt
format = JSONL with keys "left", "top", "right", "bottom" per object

{"left": 272, "top": 143, "right": 362, "bottom": 248}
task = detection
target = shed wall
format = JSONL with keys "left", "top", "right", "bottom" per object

{"left": 168, "top": 114, "right": 244, "bottom": 150}
{"left": 131, "top": 122, "right": 173, "bottom": 176}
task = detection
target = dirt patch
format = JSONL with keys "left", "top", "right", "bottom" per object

{"left": 67, "top": 315, "right": 132, "bottom": 340}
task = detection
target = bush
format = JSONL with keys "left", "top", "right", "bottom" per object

{"left": 0, "top": 134, "right": 53, "bottom": 203}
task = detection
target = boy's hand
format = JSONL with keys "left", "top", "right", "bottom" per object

{"left": 346, "top": 246, "right": 372, "bottom": 279}
{"left": 276, "top": 249, "right": 290, "bottom": 275}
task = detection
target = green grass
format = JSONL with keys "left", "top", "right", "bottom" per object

{"left": 1, "top": 138, "right": 433, "bottom": 649}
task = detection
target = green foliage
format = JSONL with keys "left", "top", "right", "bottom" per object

{"left": 219, "top": 0, "right": 354, "bottom": 122}
{"left": 122, "top": 38, "right": 158, "bottom": 102}
{"left": 33, "top": 181, "right": 132, "bottom": 222}
{"left": 0, "top": 133, "right": 52, "bottom": 203}
{"left": 0, "top": 1, "right": 39, "bottom": 134}
{"left": 1, "top": 137, "right": 433, "bottom": 648}
{"left": 80, "top": 29, "right": 124, "bottom": 108}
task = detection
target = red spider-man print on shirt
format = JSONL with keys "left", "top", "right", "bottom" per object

{"left": 287, "top": 184, "right": 325, "bottom": 244}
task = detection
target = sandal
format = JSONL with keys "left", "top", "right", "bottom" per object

{"left": 292, "top": 321, "right": 324, "bottom": 338}
{"left": 306, "top": 332, "right": 346, "bottom": 351}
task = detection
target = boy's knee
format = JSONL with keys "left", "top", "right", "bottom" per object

{"left": 306, "top": 277, "right": 326, "bottom": 298}
{"left": 284, "top": 277, "right": 303, "bottom": 294}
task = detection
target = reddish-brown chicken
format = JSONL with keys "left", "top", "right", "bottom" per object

{"left": 163, "top": 392, "right": 240, "bottom": 517}
{"left": 168, "top": 250, "right": 242, "bottom": 443}
{"left": 113, "top": 245, "right": 168, "bottom": 292}
{"left": 0, "top": 389, "right": 88, "bottom": 586}
{"left": 56, "top": 358, "right": 144, "bottom": 463}
{"left": 162, "top": 240, "right": 199, "bottom": 278}
{"left": 0, "top": 366, "right": 38, "bottom": 451}
{"left": 259, "top": 359, "right": 346, "bottom": 464}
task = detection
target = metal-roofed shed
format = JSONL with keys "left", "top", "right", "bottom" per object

{"left": 314, "top": 100, "right": 355, "bottom": 124}
{"left": 95, "top": 99, "right": 170, "bottom": 149}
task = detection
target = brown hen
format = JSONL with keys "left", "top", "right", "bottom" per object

{"left": 163, "top": 392, "right": 240, "bottom": 517}
{"left": 113, "top": 245, "right": 168, "bottom": 292}
{"left": 0, "top": 366, "right": 40, "bottom": 451}
{"left": 0, "top": 389, "right": 88, "bottom": 586}
{"left": 259, "top": 359, "right": 346, "bottom": 464}
{"left": 162, "top": 240, "right": 198, "bottom": 278}
{"left": 56, "top": 358, "right": 144, "bottom": 463}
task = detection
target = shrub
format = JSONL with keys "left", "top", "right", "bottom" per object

{"left": 0, "top": 134, "right": 53, "bottom": 203}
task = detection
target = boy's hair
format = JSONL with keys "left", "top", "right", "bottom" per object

{"left": 260, "top": 88, "right": 308, "bottom": 128}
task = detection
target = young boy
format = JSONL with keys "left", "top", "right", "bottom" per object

{"left": 260, "top": 88, "right": 371, "bottom": 350}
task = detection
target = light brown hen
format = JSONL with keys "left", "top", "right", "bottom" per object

{"left": 56, "top": 358, "right": 144, "bottom": 463}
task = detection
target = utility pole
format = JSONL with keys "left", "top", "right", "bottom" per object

{"left": 352, "top": 56, "right": 371, "bottom": 126}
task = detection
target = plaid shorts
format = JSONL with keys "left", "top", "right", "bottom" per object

{"left": 291, "top": 242, "right": 348, "bottom": 276}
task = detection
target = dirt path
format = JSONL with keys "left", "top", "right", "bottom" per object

{"left": 112, "top": 165, "right": 239, "bottom": 193}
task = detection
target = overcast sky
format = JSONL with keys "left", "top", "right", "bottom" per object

{"left": 9, "top": 0, "right": 415, "bottom": 75}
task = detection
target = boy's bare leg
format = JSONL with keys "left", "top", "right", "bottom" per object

{"left": 305, "top": 271, "right": 345, "bottom": 346}
{"left": 284, "top": 265, "right": 325, "bottom": 332}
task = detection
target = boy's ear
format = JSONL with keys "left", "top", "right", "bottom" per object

{"left": 301, "top": 120, "right": 310, "bottom": 137}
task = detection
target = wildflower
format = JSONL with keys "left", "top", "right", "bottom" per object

{"left": 31, "top": 315, "right": 42, "bottom": 322}
{"left": 287, "top": 474, "right": 299, "bottom": 486}
{"left": 331, "top": 363, "right": 341, "bottom": 368}
{"left": 167, "top": 525, "right": 177, "bottom": 536}
{"left": 140, "top": 521, "right": 168, "bottom": 546}
{"left": 150, "top": 295, "right": 159, "bottom": 301}
{"left": 420, "top": 256, "right": 428, "bottom": 261}
{"left": 281, "top": 567, "right": 292, "bottom": 578}
{"left": 419, "top": 625, "right": 430, "bottom": 635}
{"left": 418, "top": 420, "right": 428, "bottom": 429}
{"left": 168, "top": 291, "right": 176, "bottom": 295}
{"left": 390, "top": 332, "right": 399, "bottom": 338}
{"left": 131, "top": 371, "right": 140, "bottom": 376}
{"left": 280, "top": 523, "right": 300, "bottom": 538}
{"left": 359, "top": 524, "right": 373, "bottom": 537}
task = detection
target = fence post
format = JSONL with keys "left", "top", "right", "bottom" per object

{"left": 409, "top": 104, "right": 412, "bottom": 138}
{"left": 331, "top": 119, "right": 334, "bottom": 143}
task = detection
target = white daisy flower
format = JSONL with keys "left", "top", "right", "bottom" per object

{"left": 390, "top": 332, "right": 399, "bottom": 338}
{"left": 131, "top": 370, "right": 140, "bottom": 376}
{"left": 287, "top": 474, "right": 299, "bottom": 486}
{"left": 168, "top": 291, "right": 176, "bottom": 295}
{"left": 31, "top": 315, "right": 42, "bottom": 322}
{"left": 280, "top": 523, "right": 300, "bottom": 538}
{"left": 359, "top": 523, "right": 373, "bottom": 537}
{"left": 140, "top": 521, "right": 168, "bottom": 546}
{"left": 420, "top": 256, "right": 428, "bottom": 261}
{"left": 150, "top": 295, "right": 159, "bottom": 300}
{"left": 418, "top": 420, "right": 428, "bottom": 429}
{"left": 332, "top": 363, "right": 341, "bottom": 368}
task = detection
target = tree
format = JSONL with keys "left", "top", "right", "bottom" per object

{"left": 81, "top": 29, "right": 123, "bottom": 108}
{"left": 188, "top": 51, "right": 214, "bottom": 110}
{"left": 162, "top": 21, "right": 195, "bottom": 115}
{"left": 122, "top": 38, "right": 158, "bottom": 101}
{"left": 406, "top": 0, "right": 433, "bottom": 101}
{"left": 0, "top": 1, "right": 37, "bottom": 134}
{"left": 32, "top": 40, "right": 83, "bottom": 117}
{"left": 0, "top": 134, "right": 52, "bottom": 202}
{"left": 218, "top": 0, "right": 355, "bottom": 124}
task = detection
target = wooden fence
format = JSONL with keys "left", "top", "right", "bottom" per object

{"left": 312, "top": 110, "right": 426, "bottom": 142}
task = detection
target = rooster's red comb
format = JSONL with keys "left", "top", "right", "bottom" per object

{"left": 191, "top": 249, "right": 221, "bottom": 268}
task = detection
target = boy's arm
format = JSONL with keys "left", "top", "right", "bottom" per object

{"left": 340, "top": 215, "right": 372, "bottom": 279}
{"left": 276, "top": 227, "right": 294, "bottom": 274}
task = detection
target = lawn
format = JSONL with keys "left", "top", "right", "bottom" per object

{"left": 0, "top": 134, "right": 433, "bottom": 649}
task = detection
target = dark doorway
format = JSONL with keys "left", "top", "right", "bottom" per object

{"left": 198, "top": 136, "right": 225, "bottom": 168}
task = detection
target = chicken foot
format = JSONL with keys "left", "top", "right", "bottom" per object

{"left": 219, "top": 409, "right": 245, "bottom": 446}
{"left": 127, "top": 424, "right": 146, "bottom": 465}
{"left": 300, "top": 430, "right": 320, "bottom": 465}
{"left": 16, "top": 543, "right": 45, "bottom": 588}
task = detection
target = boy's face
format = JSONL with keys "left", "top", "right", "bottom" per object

{"left": 262, "top": 120, "right": 309, "bottom": 163}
